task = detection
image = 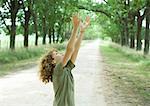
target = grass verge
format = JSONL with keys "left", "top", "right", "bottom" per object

{"left": 100, "top": 43, "right": 150, "bottom": 105}
{"left": 0, "top": 40, "right": 91, "bottom": 77}
{"left": 0, "top": 42, "right": 67, "bottom": 77}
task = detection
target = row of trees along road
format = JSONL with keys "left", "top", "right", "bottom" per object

{"left": 0, "top": 0, "right": 78, "bottom": 49}
{"left": 0, "top": 0, "right": 150, "bottom": 55}
{"left": 78, "top": 0, "right": 150, "bottom": 55}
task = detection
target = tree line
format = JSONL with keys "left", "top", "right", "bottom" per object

{"left": 79, "top": 0, "right": 150, "bottom": 55}
{"left": 0, "top": 0, "right": 78, "bottom": 50}
{"left": 0, "top": 0, "right": 149, "bottom": 55}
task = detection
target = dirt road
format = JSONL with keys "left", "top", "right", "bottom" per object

{"left": 0, "top": 39, "right": 107, "bottom": 106}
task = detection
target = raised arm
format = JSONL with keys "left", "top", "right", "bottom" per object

{"left": 62, "top": 15, "right": 80, "bottom": 67}
{"left": 70, "top": 16, "right": 90, "bottom": 64}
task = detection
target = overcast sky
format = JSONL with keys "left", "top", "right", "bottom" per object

{"left": 93, "top": 0, "right": 104, "bottom": 3}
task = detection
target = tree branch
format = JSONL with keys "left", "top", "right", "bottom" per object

{"left": 141, "top": 7, "right": 150, "bottom": 20}
{"left": 77, "top": 5, "right": 111, "bottom": 18}
{"left": 103, "top": 0, "right": 108, "bottom": 4}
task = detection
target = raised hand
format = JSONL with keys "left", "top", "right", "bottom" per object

{"left": 80, "top": 16, "right": 90, "bottom": 33}
{"left": 72, "top": 15, "right": 80, "bottom": 29}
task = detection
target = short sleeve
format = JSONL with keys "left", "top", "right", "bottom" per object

{"left": 64, "top": 59, "right": 75, "bottom": 71}
{"left": 53, "top": 59, "right": 75, "bottom": 76}
{"left": 53, "top": 62, "right": 64, "bottom": 76}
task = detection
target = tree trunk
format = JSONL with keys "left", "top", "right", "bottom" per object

{"left": 60, "top": 24, "right": 65, "bottom": 43}
{"left": 130, "top": 35, "right": 135, "bottom": 48}
{"left": 56, "top": 25, "right": 61, "bottom": 43}
{"left": 52, "top": 25, "right": 55, "bottom": 43}
{"left": 129, "top": 23, "right": 135, "bottom": 49}
{"left": 48, "top": 28, "right": 51, "bottom": 44}
{"left": 120, "top": 19, "right": 128, "bottom": 46}
{"left": 24, "top": 10, "right": 31, "bottom": 48}
{"left": 144, "top": 8, "right": 150, "bottom": 54}
{"left": 10, "top": 12, "right": 16, "bottom": 50}
{"left": 42, "top": 16, "right": 46, "bottom": 45}
{"left": 9, "top": 0, "right": 20, "bottom": 50}
{"left": 33, "top": 12, "right": 38, "bottom": 46}
{"left": 130, "top": 23, "right": 135, "bottom": 48}
{"left": 56, "top": 31, "right": 59, "bottom": 43}
{"left": 129, "top": 14, "right": 135, "bottom": 49}
{"left": 125, "top": 18, "right": 129, "bottom": 46}
{"left": 120, "top": 27, "right": 126, "bottom": 46}
{"left": 136, "top": 11, "right": 142, "bottom": 51}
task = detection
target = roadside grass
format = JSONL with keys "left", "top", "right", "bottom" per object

{"left": 100, "top": 43, "right": 150, "bottom": 105}
{"left": 0, "top": 35, "right": 47, "bottom": 49}
{"left": 0, "top": 42, "right": 67, "bottom": 77}
{"left": 0, "top": 40, "right": 90, "bottom": 77}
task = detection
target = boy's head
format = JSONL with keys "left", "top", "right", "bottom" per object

{"left": 38, "top": 48, "right": 58, "bottom": 84}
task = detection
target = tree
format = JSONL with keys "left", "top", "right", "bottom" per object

{"left": 144, "top": 0, "right": 150, "bottom": 55}
{"left": 21, "top": 0, "right": 32, "bottom": 48}
{"left": 1, "top": 0, "right": 22, "bottom": 50}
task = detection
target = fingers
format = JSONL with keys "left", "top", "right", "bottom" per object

{"left": 82, "top": 16, "right": 90, "bottom": 28}
{"left": 72, "top": 16, "right": 80, "bottom": 29}
{"left": 72, "top": 14, "right": 90, "bottom": 31}
{"left": 84, "top": 16, "right": 90, "bottom": 26}
{"left": 85, "top": 16, "right": 90, "bottom": 23}
{"left": 72, "top": 13, "right": 80, "bottom": 21}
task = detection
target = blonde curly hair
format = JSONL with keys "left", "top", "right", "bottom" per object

{"left": 38, "top": 48, "right": 57, "bottom": 84}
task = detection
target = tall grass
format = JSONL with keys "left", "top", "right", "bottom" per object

{"left": 0, "top": 42, "right": 67, "bottom": 64}
{"left": 109, "top": 42, "right": 150, "bottom": 62}
{"left": 100, "top": 43, "right": 150, "bottom": 105}
{"left": 109, "top": 42, "right": 150, "bottom": 72}
{"left": 0, "top": 34, "right": 51, "bottom": 49}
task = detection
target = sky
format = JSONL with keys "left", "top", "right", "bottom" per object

{"left": 93, "top": 0, "right": 104, "bottom": 3}
{"left": 0, "top": 0, "right": 146, "bottom": 28}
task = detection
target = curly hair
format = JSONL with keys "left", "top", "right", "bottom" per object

{"left": 38, "top": 48, "right": 57, "bottom": 84}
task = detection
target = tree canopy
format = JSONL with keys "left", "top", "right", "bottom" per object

{"left": 0, "top": 0, "right": 149, "bottom": 54}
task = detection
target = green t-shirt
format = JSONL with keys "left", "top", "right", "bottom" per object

{"left": 52, "top": 59, "right": 75, "bottom": 106}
